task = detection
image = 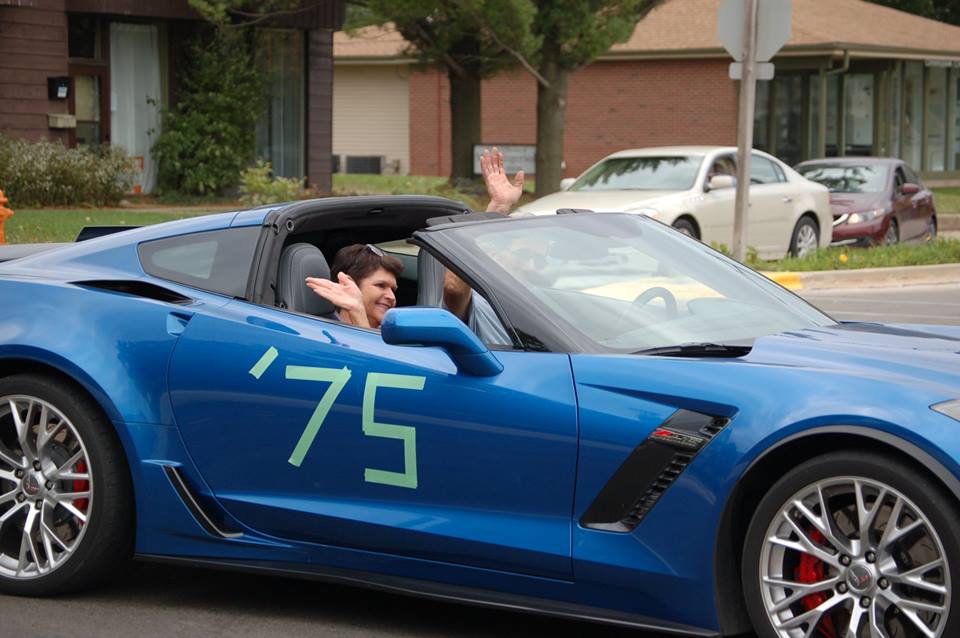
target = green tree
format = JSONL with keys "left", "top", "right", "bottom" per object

{"left": 866, "top": 0, "right": 960, "bottom": 25}
{"left": 359, "top": 1, "right": 539, "bottom": 180}
{"left": 150, "top": 29, "right": 264, "bottom": 194}
{"left": 530, "top": 0, "right": 659, "bottom": 196}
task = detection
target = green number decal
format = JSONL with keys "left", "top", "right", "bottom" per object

{"left": 362, "top": 372, "right": 426, "bottom": 489}
{"left": 248, "top": 346, "right": 278, "bottom": 379}
{"left": 286, "top": 365, "right": 352, "bottom": 467}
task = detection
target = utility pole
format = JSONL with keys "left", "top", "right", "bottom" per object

{"left": 732, "top": 0, "right": 758, "bottom": 263}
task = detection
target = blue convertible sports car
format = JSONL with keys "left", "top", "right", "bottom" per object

{"left": 0, "top": 196, "right": 959, "bottom": 638}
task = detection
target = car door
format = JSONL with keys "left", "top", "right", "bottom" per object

{"left": 695, "top": 153, "right": 737, "bottom": 248}
{"left": 891, "top": 166, "right": 919, "bottom": 240}
{"left": 746, "top": 155, "right": 797, "bottom": 258}
{"left": 166, "top": 298, "right": 578, "bottom": 580}
{"left": 902, "top": 164, "right": 935, "bottom": 240}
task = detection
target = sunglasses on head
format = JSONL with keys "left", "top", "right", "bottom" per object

{"left": 365, "top": 243, "right": 386, "bottom": 257}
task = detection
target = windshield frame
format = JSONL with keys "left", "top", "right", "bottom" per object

{"left": 415, "top": 213, "right": 836, "bottom": 354}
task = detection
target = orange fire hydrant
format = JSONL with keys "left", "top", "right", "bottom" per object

{"left": 0, "top": 189, "right": 12, "bottom": 245}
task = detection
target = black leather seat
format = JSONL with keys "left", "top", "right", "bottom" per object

{"left": 277, "top": 243, "right": 337, "bottom": 318}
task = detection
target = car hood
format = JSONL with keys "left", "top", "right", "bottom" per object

{"left": 743, "top": 322, "right": 960, "bottom": 392}
{"left": 515, "top": 190, "right": 680, "bottom": 215}
{"left": 828, "top": 192, "right": 887, "bottom": 216}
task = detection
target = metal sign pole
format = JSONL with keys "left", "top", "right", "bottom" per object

{"left": 733, "top": 0, "right": 759, "bottom": 263}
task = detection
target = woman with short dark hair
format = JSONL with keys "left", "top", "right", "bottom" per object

{"left": 306, "top": 243, "right": 404, "bottom": 329}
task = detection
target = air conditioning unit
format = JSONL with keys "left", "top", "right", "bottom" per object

{"left": 345, "top": 156, "right": 384, "bottom": 174}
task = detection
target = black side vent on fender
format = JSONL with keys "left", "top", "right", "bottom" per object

{"left": 73, "top": 280, "right": 193, "bottom": 305}
{"left": 162, "top": 466, "right": 243, "bottom": 539}
{"left": 580, "top": 410, "right": 731, "bottom": 533}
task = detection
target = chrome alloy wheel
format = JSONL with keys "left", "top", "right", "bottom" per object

{"left": 759, "top": 477, "right": 950, "bottom": 638}
{"left": 0, "top": 395, "right": 92, "bottom": 579}
{"left": 795, "top": 224, "right": 819, "bottom": 258}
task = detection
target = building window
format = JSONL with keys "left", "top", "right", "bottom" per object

{"left": 754, "top": 81, "right": 770, "bottom": 152}
{"left": 256, "top": 29, "right": 304, "bottom": 179}
{"left": 903, "top": 62, "right": 924, "bottom": 169}
{"left": 774, "top": 75, "right": 803, "bottom": 165}
{"left": 68, "top": 15, "right": 101, "bottom": 60}
{"left": 953, "top": 69, "right": 960, "bottom": 171}
{"left": 925, "top": 66, "right": 948, "bottom": 172}
{"left": 74, "top": 75, "right": 101, "bottom": 146}
{"left": 808, "top": 74, "right": 841, "bottom": 158}
{"left": 844, "top": 74, "right": 874, "bottom": 156}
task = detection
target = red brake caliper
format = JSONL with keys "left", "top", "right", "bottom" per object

{"left": 73, "top": 459, "right": 89, "bottom": 517}
{"left": 794, "top": 528, "right": 837, "bottom": 638}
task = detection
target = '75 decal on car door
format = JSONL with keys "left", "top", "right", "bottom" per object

{"left": 248, "top": 346, "right": 426, "bottom": 488}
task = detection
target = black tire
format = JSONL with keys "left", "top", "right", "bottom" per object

{"left": 883, "top": 219, "right": 900, "bottom": 246}
{"left": 0, "top": 374, "right": 133, "bottom": 596}
{"left": 672, "top": 217, "right": 699, "bottom": 239}
{"left": 742, "top": 451, "right": 960, "bottom": 638}
{"left": 788, "top": 216, "right": 819, "bottom": 258}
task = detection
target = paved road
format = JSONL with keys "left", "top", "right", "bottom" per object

{"left": 2, "top": 282, "right": 958, "bottom": 638}
{"left": 2, "top": 561, "right": 657, "bottom": 638}
{"left": 801, "top": 283, "right": 960, "bottom": 325}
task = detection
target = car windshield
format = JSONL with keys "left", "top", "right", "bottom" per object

{"left": 568, "top": 156, "right": 702, "bottom": 191}
{"left": 438, "top": 214, "right": 834, "bottom": 353}
{"left": 797, "top": 164, "right": 888, "bottom": 193}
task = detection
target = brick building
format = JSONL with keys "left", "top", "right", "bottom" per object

{"left": 333, "top": 0, "right": 960, "bottom": 181}
{"left": 0, "top": 0, "right": 345, "bottom": 193}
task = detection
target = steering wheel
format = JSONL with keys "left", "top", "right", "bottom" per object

{"left": 630, "top": 286, "right": 678, "bottom": 318}
{"left": 608, "top": 286, "right": 679, "bottom": 342}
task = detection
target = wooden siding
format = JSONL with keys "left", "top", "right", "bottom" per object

{"left": 306, "top": 28, "right": 334, "bottom": 193}
{"left": 65, "top": 0, "right": 199, "bottom": 20}
{"left": 0, "top": 1, "right": 69, "bottom": 143}
{"left": 64, "top": 0, "right": 344, "bottom": 28}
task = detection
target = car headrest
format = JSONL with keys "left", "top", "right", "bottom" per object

{"left": 277, "top": 243, "right": 336, "bottom": 317}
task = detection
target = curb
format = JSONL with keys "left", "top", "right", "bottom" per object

{"left": 763, "top": 263, "right": 960, "bottom": 291}
{"left": 942, "top": 214, "right": 960, "bottom": 231}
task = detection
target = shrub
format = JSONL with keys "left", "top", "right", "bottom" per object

{"left": 239, "top": 160, "right": 305, "bottom": 206}
{"left": 150, "top": 29, "right": 264, "bottom": 196}
{"left": 0, "top": 136, "right": 135, "bottom": 207}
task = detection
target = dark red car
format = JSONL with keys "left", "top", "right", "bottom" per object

{"left": 795, "top": 157, "right": 937, "bottom": 246}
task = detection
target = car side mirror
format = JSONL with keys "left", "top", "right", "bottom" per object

{"left": 381, "top": 307, "right": 503, "bottom": 377}
{"left": 707, "top": 174, "right": 736, "bottom": 191}
{"left": 559, "top": 177, "right": 576, "bottom": 191}
{"left": 901, "top": 182, "right": 920, "bottom": 195}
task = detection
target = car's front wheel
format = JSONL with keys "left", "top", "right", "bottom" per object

{"left": 0, "top": 375, "right": 132, "bottom": 595}
{"left": 672, "top": 218, "right": 699, "bottom": 239}
{"left": 742, "top": 451, "right": 959, "bottom": 638}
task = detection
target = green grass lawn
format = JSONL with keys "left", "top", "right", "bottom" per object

{"left": 6, "top": 175, "right": 958, "bottom": 274}
{"left": 933, "top": 187, "right": 960, "bottom": 214}
{"left": 756, "top": 238, "right": 960, "bottom": 272}
{"left": 5, "top": 208, "right": 224, "bottom": 243}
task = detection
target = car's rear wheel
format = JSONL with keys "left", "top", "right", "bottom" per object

{"left": 742, "top": 451, "right": 959, "bottom": 638}
{"left": 0, "top": 375, "right": 132, "bottom": 595}
{"left": 789, "top": 216, "right": 819, "bottom": 258}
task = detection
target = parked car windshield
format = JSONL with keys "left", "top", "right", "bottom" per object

{"left": 439, "top": 214, "right": 834, "bottom": 353}
{"left": 568, "top": 156, "right": 702, "bottom": 192}
{"left": 797, "top": 164, "right": 888, "bottom": 193}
